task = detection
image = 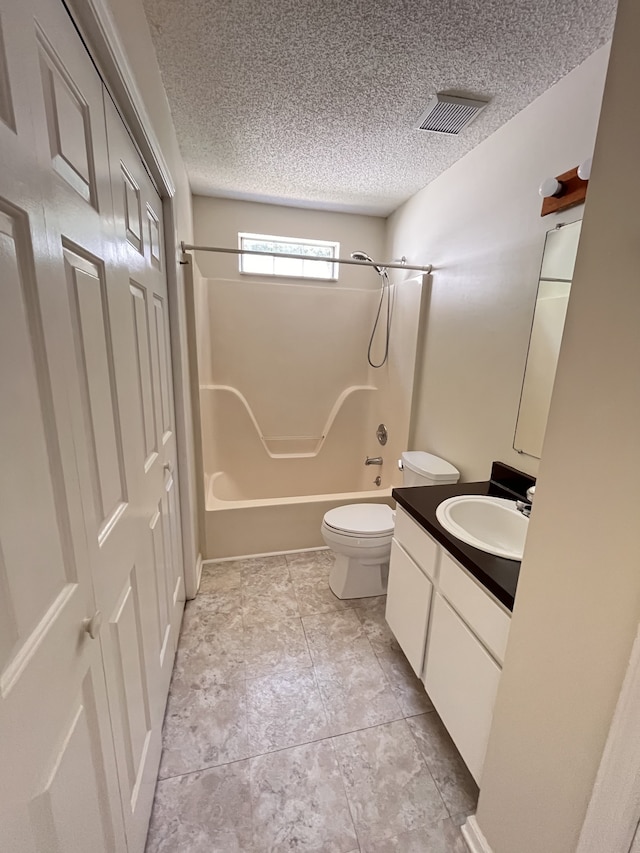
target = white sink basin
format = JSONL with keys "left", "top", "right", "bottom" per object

{"left": 435, "top": 495, "right": 528, "bottom": 561}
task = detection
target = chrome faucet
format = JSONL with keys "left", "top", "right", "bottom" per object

{"left": 365, "top": 456, "right": 383, "bottom": 466}
{"left": 516, "top": 486, "right": 536, "bottom": 517}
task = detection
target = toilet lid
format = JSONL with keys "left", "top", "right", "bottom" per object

{"left": 324, "top": 503, "right": 394, "bottom": 536}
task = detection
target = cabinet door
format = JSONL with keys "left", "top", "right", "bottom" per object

{"left": 385, "top": 539, "right": 433, "bottom": 676}
{"left": 424, "top": 593, "right": 501, "bottom": 784}
{"left": 394, "top": 507, "right": 440, "bottom": 581}
{"left": 439, "top": 552, "right": 511, "bottom": 665}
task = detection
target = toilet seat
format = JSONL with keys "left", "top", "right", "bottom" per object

{"left": 323, "top": 503, "right": 394, "bottom": 538}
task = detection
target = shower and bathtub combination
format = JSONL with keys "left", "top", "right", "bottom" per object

{"left": 184, "top": 241, "right": 430, "bottom": 559}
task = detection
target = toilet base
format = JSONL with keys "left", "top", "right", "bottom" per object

{"left": 328, "top": 553, "right": 389, "bottom": 600}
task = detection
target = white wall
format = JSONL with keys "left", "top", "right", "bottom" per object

{"left": 475, "top": 0, "right": 640, "bottom": 847}
{"left": 386, "top": 45, "right": 610, "bottom": 481}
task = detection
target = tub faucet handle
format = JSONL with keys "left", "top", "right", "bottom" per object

{"left": 365, "top": 456, "right": 383, "bottom": 466}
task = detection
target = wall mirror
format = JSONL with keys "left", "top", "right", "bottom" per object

{"left": 514, "top": 219, "right": 582, "bottom": 458}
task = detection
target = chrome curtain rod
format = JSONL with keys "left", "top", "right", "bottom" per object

{"left": 180, "top": 242, "right": 432, "bottom": 274}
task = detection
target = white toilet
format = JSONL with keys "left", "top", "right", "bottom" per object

{"left": 321, "top": 451, "right": 460, "bottom": 599}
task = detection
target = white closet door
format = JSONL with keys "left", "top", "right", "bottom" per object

{"left": 96, "top": 97, "right": 185, "bottom": 850}
{"left": 0, "top": 1, "right": 126, "bottom": 850}
{"left": 32, "top": 3, "right": 161, "bottom": 847}
{"left": 104, "top": 98, "right": 185, "bottom": 708}
{"left": 0, "top": 0, "right": 186, "bottom": 851}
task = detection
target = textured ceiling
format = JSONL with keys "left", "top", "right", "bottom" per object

{"left": 143, "top": 0, "right": 616, "bottom": 215}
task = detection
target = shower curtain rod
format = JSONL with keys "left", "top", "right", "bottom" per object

{"left": 180, "top": 242, "right": 432, "bottom": 274}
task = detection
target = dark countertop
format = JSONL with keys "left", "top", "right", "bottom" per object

{"left": 392, "top": 477, "right": 525, "bottom": 611}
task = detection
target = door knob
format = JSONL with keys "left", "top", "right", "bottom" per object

{"left": 83, "top": 610, "right": 102, "bottom": 639}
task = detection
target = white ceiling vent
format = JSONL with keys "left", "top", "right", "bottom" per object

{"left": 415, "top": 94, "right": 489, "bottom": 135}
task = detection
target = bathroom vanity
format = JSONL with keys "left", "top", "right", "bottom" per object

{"left": 386, "top": 463, "right": 533, "bottom": 784}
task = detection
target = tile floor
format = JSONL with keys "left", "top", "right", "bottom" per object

{"left": 146, "top": 549, "right": 478, "bottom": 852}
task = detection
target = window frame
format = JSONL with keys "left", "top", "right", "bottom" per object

{"left": 238, "top": 232, "right": 340, "bottom": 281}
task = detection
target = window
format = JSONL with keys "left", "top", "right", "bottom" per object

{"left": 238, "top": 232, "right": 340, "bottom": 280}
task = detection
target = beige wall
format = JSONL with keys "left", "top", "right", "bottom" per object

{"left": 192, "top": 196, "right": 385, "bottom": 286}
{"left": 476, "top": 0, "right": 640, "bottom": 849}
{"left": 385, "top": 45, "right": 610, "bottom": 482}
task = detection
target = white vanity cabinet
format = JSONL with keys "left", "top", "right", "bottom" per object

{"left": 424, "top": 593, "right": 502, "bottom": 783}
{"left": 385, "top": 505, "right": 512, "bottom": 784}
{"left": 385, "top": 540, "right": 434, "bottom": 676}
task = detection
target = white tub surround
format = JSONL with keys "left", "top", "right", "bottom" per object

{"left": 190, "top": 199, "right": 425, "bottom": 558}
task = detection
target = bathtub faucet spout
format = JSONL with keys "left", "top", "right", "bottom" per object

{"left": 365, "top": 456, "right": 383, "bottom": 466}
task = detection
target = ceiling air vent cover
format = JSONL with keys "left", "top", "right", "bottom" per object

{"left": 416, "top": 94, "right": 488, "bottom": 135}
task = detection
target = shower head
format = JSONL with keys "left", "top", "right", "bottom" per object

{"left": 351, "top": 250, "right": 385, "bottom": 276}
{"left": 351, "top": 250, "right": 374, "bottom": 263}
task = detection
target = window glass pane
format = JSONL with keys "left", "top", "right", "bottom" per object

{"left": 303, "top": 258, "right": 332, "bottom": 278}
{"left": 242, "top": 253, "right": 273, "bottom": 274}
{"left": 239, "top": 233, "right": 339, "bottom": 280}
{"left": 274, "top": 256, "right": 303, "bottom": 277}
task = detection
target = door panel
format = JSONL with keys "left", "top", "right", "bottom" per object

{"left": 0, "top": 0, "right": 185, "bottom": 851}
{"left": 122, "top": 164, "right": 143, "bottom": 253}
{"left": 146, "top": 203, "right": 162, "bottom": 269}
{"left": 64, "top": 245, "right": 128, "bottom": 532}
{"left": 150, "top": 506, "right": 171, "bottom": 667}
{"left": 107, "top": 567, "right": 153, "bottom": 810}
{"left": 385, "top": 539, "right": 433, "bottom": 677}
{"left": 153, "top": 293, "right": 173, "bottom": 445}
{"left": 0, "top": 203, "right": 76, "bottom": 661}
{"left": 95, "top": 94, "right": 186, "bottom": 848}
{"left": 130, "top": 280, "right": 159, "bottom": 469}
{"left": 162, "top": 471, "right": 182, "bottom": 630}
{"left": 34, "top": 12, "right": 166, "bottom": 846}
{"left": 37, "top": 29, "right": 97, "bottom": 205}
{"left": 0, "top": 16, "right": 16, "bottom": 131}
{"left": 104, "top": 97, "right": 185, "bottom": 696}
{"left": 29, "top": 669, "right": 121, "bottom": 853}
{"left": 424, "top": 593, "right": 501, "bottom": 784}
{"left": 0, "top": 2, "right": 126, "bottom": 847}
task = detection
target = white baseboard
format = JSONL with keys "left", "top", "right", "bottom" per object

{"left": 461, "top": 816, "right": 494, "bottom": 853}
{"left": 201, "top": 546, "right": 330, "bottom": 564}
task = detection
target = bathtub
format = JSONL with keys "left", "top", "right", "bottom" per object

{"left": 200, "top": 383, "right": 398, "bottom": 558}
{"left": 204, "top": 474, "right": 394, "bottom": 559}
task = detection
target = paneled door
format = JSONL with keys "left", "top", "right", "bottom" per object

{"left": 0, "top": 0, "right": 185, "bottom": 850}
{"left": 0, "top": 0, "right": 127, "bottom": 850}
{"left": 104, "top": 97, "right": 184, "bottom": 709}
{"left": 97, "top": 97, "right": 185, "bottom": 849}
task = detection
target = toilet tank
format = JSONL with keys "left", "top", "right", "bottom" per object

{"left": 401, "top": 451, "right": 460, "bottom": 487}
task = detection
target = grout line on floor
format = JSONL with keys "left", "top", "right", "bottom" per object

{"left": 156, "top": 752, "right": 253, "bottom": 783}
{"left": 328, "top": 735, "right": 361, "bottom": 852}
